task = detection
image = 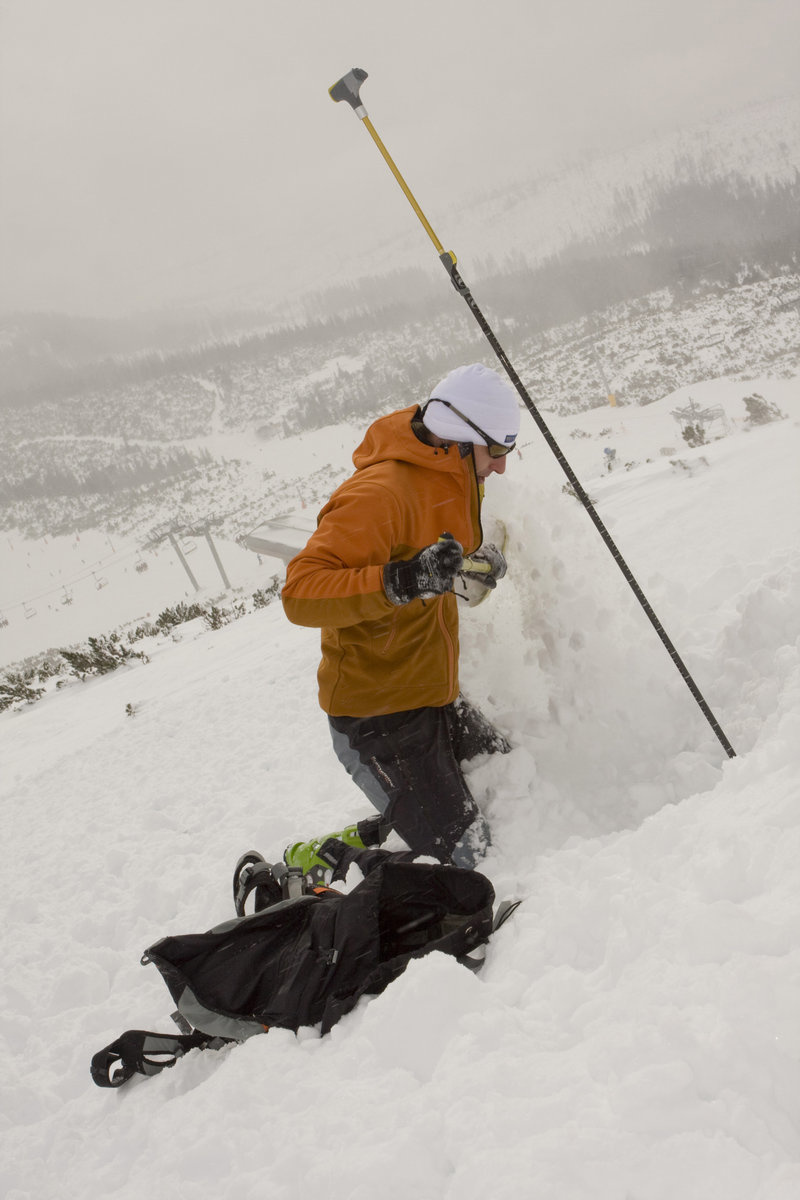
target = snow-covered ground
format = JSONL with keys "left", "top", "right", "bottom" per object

{"left": 1, "top": 373, "right": 798, "bottom": 1199}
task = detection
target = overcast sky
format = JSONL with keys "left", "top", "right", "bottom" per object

{"left": 1, "top": 0, "right": 798, "bottom": 318}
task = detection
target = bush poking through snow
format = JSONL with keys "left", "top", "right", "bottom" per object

{"left": 743, "top": 392, "right": 787, "bottom": 427}
{"left": 60, "top": 633, "right": 147, "bottom": 680}
{"left": 252, "top": 578, "right": 281, "bottom": 609}
{"left": 682, "top": 423, "right": 707, "bottom": 448}
{"left": 0, "top": 668, "right": 45, "bottom": 711}
{"left": 0, "top": 579, "right": 284, "bottom": 711}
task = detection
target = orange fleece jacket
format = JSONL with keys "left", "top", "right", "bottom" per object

{"left": 281, "top": 406, "right": 483, "bottom": 717}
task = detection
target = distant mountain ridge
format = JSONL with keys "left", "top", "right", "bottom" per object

{"left": 439, "top": 94, "right": 800, "bottom": 269}
{"left": 1, "top": 93, "right": 797, "bottom": 401}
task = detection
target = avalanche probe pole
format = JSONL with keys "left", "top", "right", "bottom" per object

{"left": 329, "top": 67, "right": 737, "bottom": 761}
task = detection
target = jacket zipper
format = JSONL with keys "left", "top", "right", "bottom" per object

{"left": 437, "top": 597, "right": 457, "bottom": 695}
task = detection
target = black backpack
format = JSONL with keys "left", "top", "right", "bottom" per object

{"left": 91, "top": 842, "right": 512, "bottom": 1088}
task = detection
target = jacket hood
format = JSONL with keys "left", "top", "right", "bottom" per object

{"left": 352, "top": 405, "right": 464, "bottom": 474}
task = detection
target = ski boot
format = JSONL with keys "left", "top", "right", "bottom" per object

{"left": 283, "top": 816, "right": 390, "bottom": 885}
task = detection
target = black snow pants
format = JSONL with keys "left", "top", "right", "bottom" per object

{"left": 328, "top": 696, "right": 509, "bottom": 869}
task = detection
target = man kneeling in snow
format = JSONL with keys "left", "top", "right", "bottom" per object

{"left": 280, "top": 363, "right": 518, "bottom": 877}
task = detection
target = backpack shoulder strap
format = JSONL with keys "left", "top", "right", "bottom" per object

{"left": 90, "top": 1028, "right": 221, "bottom": 1088}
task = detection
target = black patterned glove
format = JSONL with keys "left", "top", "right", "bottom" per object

{"left": 383, "top": 533, "right": 464, "bottom": 605}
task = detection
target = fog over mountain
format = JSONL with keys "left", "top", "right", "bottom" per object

{"left": 2, "top": 0, "right": 799, "bottom": 318}
{"left": 2, "top": 93, "right": 798, "bottom": 390}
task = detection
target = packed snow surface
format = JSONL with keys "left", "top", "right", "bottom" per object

{"left": 1, "top": 374, "right": 799, "bottom": 1199}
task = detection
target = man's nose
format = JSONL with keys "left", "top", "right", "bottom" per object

{"left": 491, "top": 456, "right": 507, "bottom": 475}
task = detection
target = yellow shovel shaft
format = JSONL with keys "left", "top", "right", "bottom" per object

{"left": 461, "top": 555, "right": 492, "bottom": 575}
{"left": 436, "top": 534, "right": 491, "bottom": 575}
{"left": 361, "top": 115, "right": 454, "bottom": 264}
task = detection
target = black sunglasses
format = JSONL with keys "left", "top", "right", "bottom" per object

{"left": 428, "top": 399, "right": 516, "bottom": 458}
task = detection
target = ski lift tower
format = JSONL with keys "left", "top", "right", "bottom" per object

{"left": 145, "top": 523, "right": 233, "bottom": 593}
{"left": 671, "top": 397, "right": 728, "bottom": 441}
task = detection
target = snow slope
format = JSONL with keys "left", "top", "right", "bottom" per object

{"left": 1, "top": 376, "right": 799, "bottom": 1200}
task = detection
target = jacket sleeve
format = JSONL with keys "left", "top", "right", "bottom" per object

{"left": 281, "top": 478, "right": 401, "bottom": 629}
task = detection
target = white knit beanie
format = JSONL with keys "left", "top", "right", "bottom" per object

{"left": 423, "top": 363, "right": 520, "bottom": 447}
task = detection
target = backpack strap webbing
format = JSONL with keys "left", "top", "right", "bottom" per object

{"left": 90, "top": 1028, "right": 223, "bottom": 1088}
{"left": 232, "top": 852, "right": 283, "bottom": 917}
{"left": 493, "top": 898, "right": 523, "bottom": 931}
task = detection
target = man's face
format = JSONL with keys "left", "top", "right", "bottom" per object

{"left": 473, "top": 444, "right": 508, "bottom": 482}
